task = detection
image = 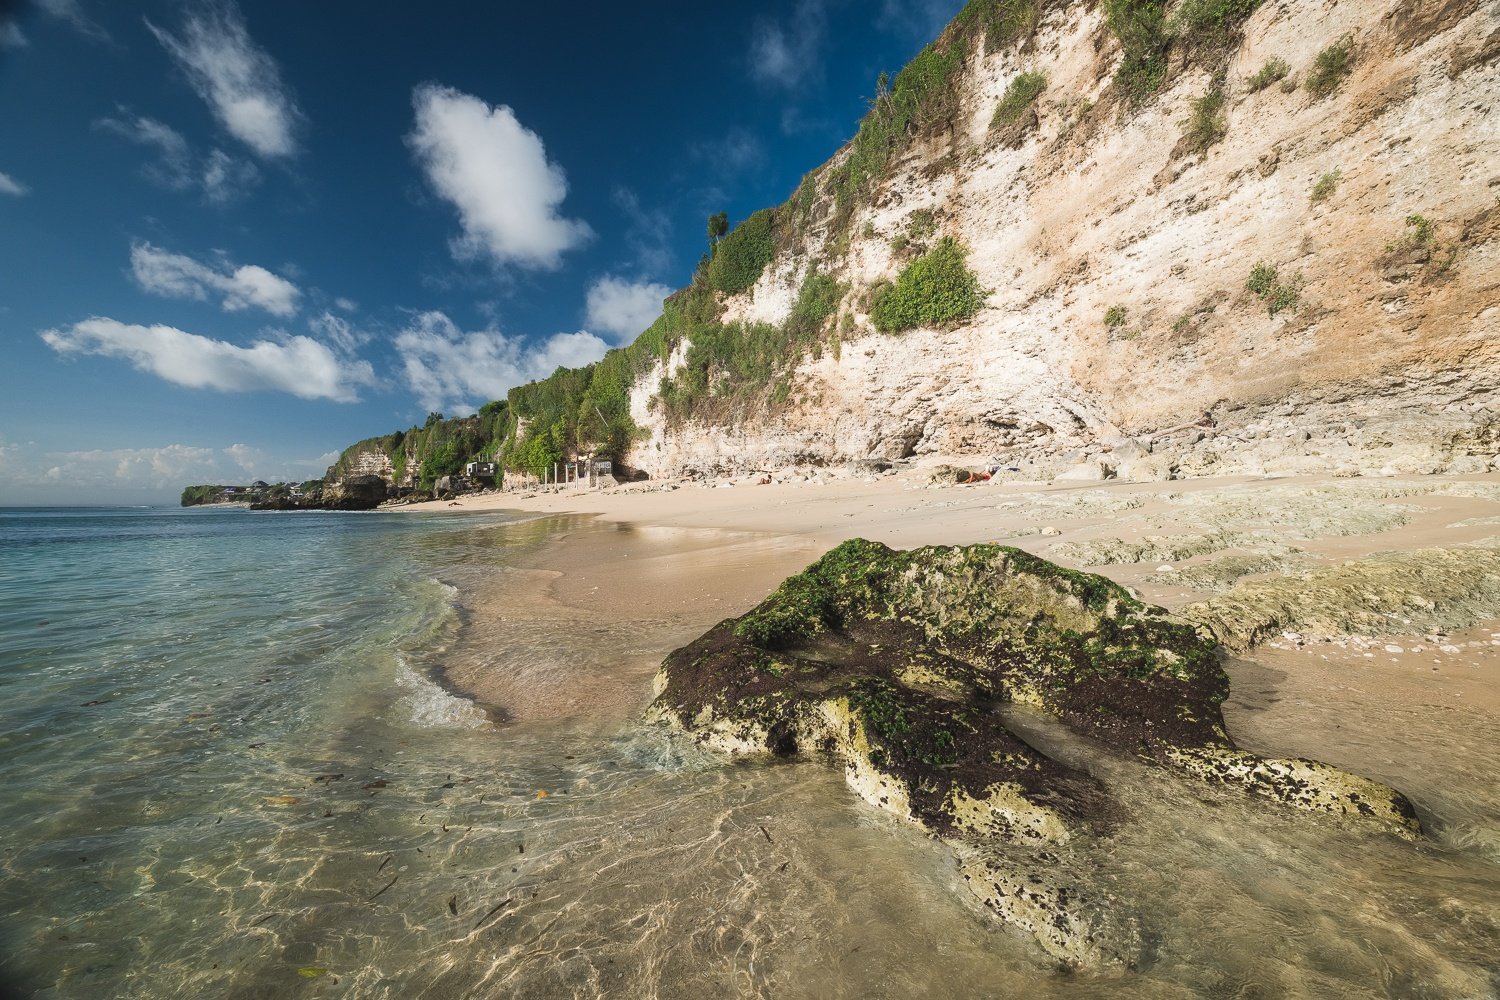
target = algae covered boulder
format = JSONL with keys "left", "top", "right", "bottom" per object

{"left": 646, "top": 539, "right": 1420, "bottom": 964}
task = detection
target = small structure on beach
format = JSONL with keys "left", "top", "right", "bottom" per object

{"left": 464, "top": 461, "right": 498, "bottom": 484}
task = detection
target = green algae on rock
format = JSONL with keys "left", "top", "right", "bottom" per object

{"left": 647, "top": 539, "right": 1421, "bottom": 963}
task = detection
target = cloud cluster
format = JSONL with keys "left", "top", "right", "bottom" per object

{"left": 34, "top": 0, "right": 111, "bottom": 42}
{"left": 0, "top": 171, "right": 27, "bottom": 196}
{"left": 613, "top": 187, "right": 673, "bottom": 275}
{"left": 877, "top": 0, "right": 967, "bottom": 42}
{"left": 585, "top": 276, "right": 671, "bottom": 342}
{"left": 148, "top": 0, "right": 301, "bottom": 159}
{"left": 40, "top": 318, "right": 374, "bottom": 402}
{"left": 394, "top": 311, "right": 607, "bottom": 413}
{"left": 407, "top": 84, "right": 592, "bottom": 271}
{"left": 749, "top": 0, "right": 828, "bottom": 90}
{"left": 97, "top": 113, "right": 259, "bottom": 203}
{"left": 130, "top": 242, "right": 301, "bottom": 317}
{"left": 307, "top": 311, "right": 368, "bottom": 354}
{"left": 0, "top": 439, "right": 334, "bottom": 500}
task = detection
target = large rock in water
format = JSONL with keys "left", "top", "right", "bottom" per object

{"left": 647, "top": 540, "right": 1419, "bottom": 965}
{"left": 320, "top": 475, "right": 388, "bottom": 510}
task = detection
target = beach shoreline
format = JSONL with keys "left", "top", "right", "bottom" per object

{"left": 414, "top": 469, "right": 1500, "bottom": 762}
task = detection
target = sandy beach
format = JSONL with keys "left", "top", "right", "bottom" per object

{"left": 400, "top": 468, "right": 1500, "bottom": 765}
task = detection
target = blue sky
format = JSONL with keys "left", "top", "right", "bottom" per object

{"left": 0, "top": 0, "right": 963, "bottom": 504}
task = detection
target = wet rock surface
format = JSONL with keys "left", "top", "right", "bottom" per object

{"left": 648, "top": 540, "right": 1420, "bottom": 964}
{"left": 1185, "top": 542, "right": 1500, "bottom": 651}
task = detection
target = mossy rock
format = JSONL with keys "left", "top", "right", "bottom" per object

{"left": 647, "top": 540, "right": 1420, "bottom": 964}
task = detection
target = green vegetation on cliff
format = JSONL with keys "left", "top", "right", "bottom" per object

{"left": 327, "top": 0, "right": 1278, "bottom": 474}
{"left": 180, "top": 485, "right": 228, "bottom": 506}
{"left": 869, "top": 237, "right": 986, "bottom": 334}
{"left": 327, "top": 403, "right": 511, "bottom": 490}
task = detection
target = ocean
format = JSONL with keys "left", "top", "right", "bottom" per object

{"left": 1, "top": 506, "right": 1497, "bottom": 998}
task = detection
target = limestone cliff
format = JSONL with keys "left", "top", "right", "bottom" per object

{"left": 625, "top": 0, "right": 1500, "bottom": 481}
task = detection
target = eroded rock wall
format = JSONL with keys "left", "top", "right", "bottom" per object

{"left": 629, "top": 0, "right": 1500, "bottom": 479}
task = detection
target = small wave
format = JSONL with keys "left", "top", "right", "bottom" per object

{"left": 395, "top": 653, "right": 489, "bottom": 729}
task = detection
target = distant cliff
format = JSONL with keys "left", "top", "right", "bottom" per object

{"left": 325, "top": 403, "right": 509, "bottom": 490}
{"left": 334, "top": 0, "right": 1500, "bottom": 484}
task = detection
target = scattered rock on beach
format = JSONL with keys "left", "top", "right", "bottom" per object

{"left": 1184, "top": 543, "right": 1500, "bottom": 650}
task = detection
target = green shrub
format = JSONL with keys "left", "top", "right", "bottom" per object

{"left": 1382, "top": 214, "right": 1458, "bottom": 275}
{"left": 1246, "top": 261, "right": 1277, "bottom": 296}
{"left": 1306, "top": 34, "right": 1355, "bottom": 98}
{"left": 870, "top": 237, "right": 986, "bottom": 334}
{"left": 1183, "top": 86, "right": 1228, "bottom": 153}
{"left": 1265, "top": 276, "right": 1302, "bottom": 315}
{"left": 1105, "top": 0, "right": 1171, "bottom": 104}
{"left": 956, "top": 0, "right": 1042, "bottom": 54}
{"left": 991, "top": 70, "right": 1047, "bottom": 129}
{"left": 907, "top": 208, "right": 938, "bottom": 243}
{"left": 1386, "top": 213, "right": 1435, "bottom": 253}
{"left": 1170, "top": 0, "right": 1264, "bottom": 51}
{"left": 706, "top": 208, "right": 777, "bottom": 295}
{"left": 1246, "top": 56, "right": 1290, "bottom": 91}
{"left": 1104, "top": 305, "right": 1129, "bottom": 328}
{"left": 1310, "top": 169, "right": 1341, "bottom": 203}
{"left": 419, "top": 439, "right": 464, "bottom": 488}
{"left": 786, "top": 271, "right": 844, "bottom": 342}
{"left": 1245, "top": 262, "right": 1301, "bottom": 315}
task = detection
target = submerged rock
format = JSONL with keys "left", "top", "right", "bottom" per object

{"left": 647, "top": 540, "right": 1419, "bottom": 964}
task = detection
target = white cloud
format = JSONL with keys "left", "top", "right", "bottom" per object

{"left": 0, "top": 19, "right": 25, "bottom": 48}
{"left": 407, "top": 83, "right": 592, "bottom": 270}
{"left": 394, "top": 310, "right": 607, "bottom": 413}
{"left": 877, "top": 0, "right": 966, "bottom": 42}
{"left": 223, "top": 442, "right": 265, "bottom": 474}
{"left": 0, "top": 171, "right": 28, "bottom": 196}
{"left": 35, "top": 0, "right": 112, "bottom": 42}
{"left": 148, "top": 0, "right": 301, "bottom": 159}
{"left": 585, "top": 276, "right": 671, "bottom": 342}
{"left": 0, "top": 437, "right": 339, "bottom": 502}
{"left": 613, "top": 187, "right": 673, "bottom": 274}
{"left": 308, "top": 311, "right": 368, "bottom": 353}
{"left": 40, "top": 317, "right": 374, "bottom": 402}
{"left": 96, "top": 114, "right": 259, "bottom": 203}
{"left": 333, "top": 296, "right": 357, "bottom": 312}
{"left": 690, "top": 127, "right": 764, "bottom": 176}
{"left": 131, "top": 242, "right": 301, "bottom": 317}
{"left": 749, "top": 0, "right": 827, "bottom": 90}
{"left": 200, "top": 147, "right": 259, "bottom": 203}
{"left": 67, "top": 444, "right": 220, "bottom": 485}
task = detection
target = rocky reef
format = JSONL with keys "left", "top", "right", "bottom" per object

{"left": 647, "top": 540, "right": 1420, "bottom": 964}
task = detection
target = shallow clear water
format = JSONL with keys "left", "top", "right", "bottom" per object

{"left": 1, "top": 507, "right": 1497, "bottom": 998}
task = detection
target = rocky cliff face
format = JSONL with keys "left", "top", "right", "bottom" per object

{"left": 628, "top": 0, "right": 1499, "bottom": 481}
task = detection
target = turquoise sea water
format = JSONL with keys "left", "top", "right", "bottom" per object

{"left": 3, "top": 506, "right": 1499, "bottom": 999}
{"left": 0, "top": 507, "right": 1009, "bottom": 999}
